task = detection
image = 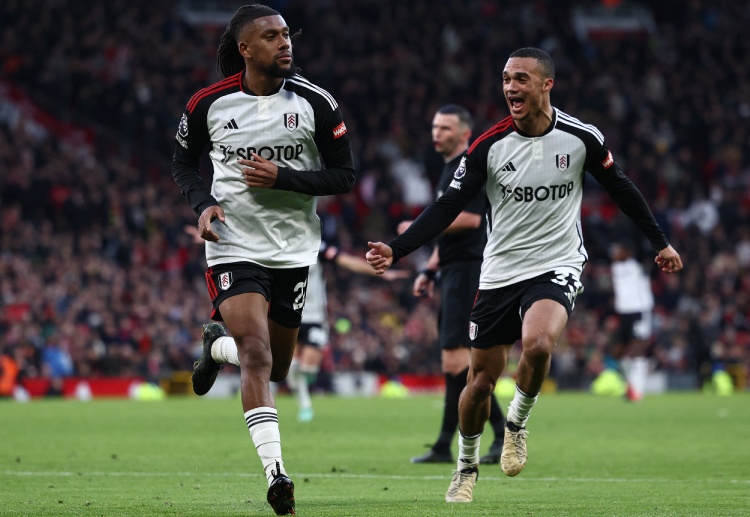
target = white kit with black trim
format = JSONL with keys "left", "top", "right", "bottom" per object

{"left": 172, "top": 72, "right": 354, "bottom": 269}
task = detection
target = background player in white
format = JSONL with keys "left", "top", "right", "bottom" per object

{"left": 609, "top": 242, "right": 655, "bottom": 401}
{"left": 366, "top": 47, "right": 682, "bottom": 503}
{"left": 172, "top": 5, "right": 355, "bottom": 515}
{"left": 287, "top": 241, "right": 409, "bottom": 422}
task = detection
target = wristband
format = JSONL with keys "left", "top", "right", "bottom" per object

{"left": 420, "top": 269, "right": 437, "bottom": 281}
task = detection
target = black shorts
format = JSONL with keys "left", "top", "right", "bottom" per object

{"left": 205, "top": 262, "right": 309, "bottom": 328}
{"left": 298, "top": 323, "right": 329, "bottom": 349}
{"left": 438, "top": 261, "right": 481, "bottom": 350}
{"left": 469, "top": 270, "right": 583, "bottom": 349}
{"left": 616, "top": 311, "right": 653, "bottom": 343}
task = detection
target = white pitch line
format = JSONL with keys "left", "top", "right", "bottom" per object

{"left": 3, "top": 471, "right": 749, "bottom": 485}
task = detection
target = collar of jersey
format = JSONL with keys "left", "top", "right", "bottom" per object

{"left": 240, "top": 75, "right": 285, "bottom": 97}
{"left": 512, "top": 108, "right": 558, "bottom": 138}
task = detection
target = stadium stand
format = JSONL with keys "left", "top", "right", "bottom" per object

{"left": 0, "top": 0, "right": 748, "bottom": 395}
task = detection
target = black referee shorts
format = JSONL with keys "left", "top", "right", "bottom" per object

{"left": 438, "top": 260, "right": 481, "bottom": 350}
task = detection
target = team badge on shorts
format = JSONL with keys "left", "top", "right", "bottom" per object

{"left": 469, "top": 321, "right": 478, "bottom": 341}
{"left": 219, "top": 272, "right": 233, "bottom": 290}
{"left": 556, "top": 154, "right": 570, "bottom": 171}
{"left": 284, "top": 113, "right": 299, "bottom": 132}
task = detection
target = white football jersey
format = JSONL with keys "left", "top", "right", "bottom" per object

{"left": 612, "top": 258, "right": 654, "bottom": 314}
{"left": 301, "top": 262, "right": 326, "bottom": 324}
{"left": 300, "top": 240, "right": 340, "bottom": 324}
{"left": 175, "top": 73, "right": 352, "bottom": 268}
{"left": 389, "top": 109, "right": 669, "bottom": 292}
{"left": 469, "top": 109, "right": 600, "bottom": 289}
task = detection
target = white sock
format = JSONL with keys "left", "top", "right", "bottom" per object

{"left": 286, "top": 359, "right": 300, "bottom": 390}
{"left": 621, "top": 357, "right": 633, "bottom": 379}
{"left": 507, "top": 385, "right": 538, "bottom": 428}
{"left": 456, "top": 431, "right": 481, "bottom": 470}
{"left": 631, "top": 357, "right": 649, "bottom": 396}
{"left": 212, "top": 336, "right": 240, "bottom": 366}
{"left": 245, "top": 407, "right": 285, "bottom": 485}
{"left": 296, "top": 366, "right": 319, "bottom": 411}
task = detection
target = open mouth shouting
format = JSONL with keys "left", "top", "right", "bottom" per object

{"left": 507, "top": 95, "right": 525, "bottom": 115}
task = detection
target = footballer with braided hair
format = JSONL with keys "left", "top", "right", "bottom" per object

{"left": 216, "top": 3, "right": 300, "bottom": 79}
{"left": 172, "top": 4, "right": 355, "bottom": 515}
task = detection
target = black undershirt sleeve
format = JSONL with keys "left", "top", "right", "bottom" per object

{"left": 273, "top": 150, "right": 355, "bottom": 195}
{"left": 589, "top": 163, "right": 669, "bottom": 251}
{"left": 389, "top": 170, "right": 484, "bottom": 263}
{"left": 172, "top": 144, "right": 218, "bottom": 216}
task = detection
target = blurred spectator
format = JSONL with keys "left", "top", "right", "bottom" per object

{"left": 0, "top": 350, "right": 19, "bottom": 397}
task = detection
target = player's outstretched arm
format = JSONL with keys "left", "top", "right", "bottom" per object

{"left": 381, "top": 269, "right": 411, "bottom": 281}
{"left": 335, "top": 252, "right": 409, "bottom": 280}
{"left": 366, "top": 242, "right": 394, "bottom": 275}
{"left": 654, "top": 245, "right": 683, "bottom": 274}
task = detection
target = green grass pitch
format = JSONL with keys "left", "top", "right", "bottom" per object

{"left": 1, "top": 392, "right": 749, "bottom": 516}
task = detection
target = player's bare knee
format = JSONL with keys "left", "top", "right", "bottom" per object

{"left": 522, "top": 334, "right": 555, "bottom": 364}
{"left": 467, "top": 374, "right": 495, "bottom": 400}
{"left": 236, "top": 336, "right": 272, "bottom": 372}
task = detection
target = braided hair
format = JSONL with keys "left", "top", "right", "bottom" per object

{"left": 217, "top": 4, "right": 280, "bottom": 78}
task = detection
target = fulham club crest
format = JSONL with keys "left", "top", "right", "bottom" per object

{"left": 219, "top": 272, "right": 233, "bottom": 291}
{"left": 469, "top": 322, "right": 478, "bottom": 341}
{"left": 556, "top": 154, "right": 570, "bottom": 171}
{"left": 284, "top": 113, "right": 299, "bottom": 132}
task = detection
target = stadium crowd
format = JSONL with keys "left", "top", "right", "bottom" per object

{"left": 0, "top": 0, "right": 748, "bottom": 394}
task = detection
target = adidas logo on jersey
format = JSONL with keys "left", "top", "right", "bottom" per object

{"left": 500, "top": 161, "right": 517, "bottom": 172}
{"left": 223, "top": 119, "right": 239, "bottom": 130}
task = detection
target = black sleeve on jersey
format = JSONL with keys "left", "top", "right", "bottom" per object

{"left": 172, "top": 145, "right": 219, "bottom": 216}
{"left": 585, "top": 146, "right": 669, "bottom": 252}
{"left": 171, "top": 105, "right": 218, "bottom": 216}
{"left": 274, "top": 158, "right": 355, "bottom": 195}
{"left": 273, "top": 104, "right": 355, "bottom": 196}
{"left": 463, "top": 185, "right": 487, "bottom": 215}
{"left": 389, "top": 152, "right": 487, "bottom": 263}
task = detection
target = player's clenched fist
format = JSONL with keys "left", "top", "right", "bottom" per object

{"left": 366, "top": 241, "right": 394, "bottom": 274}
{"left": 654, "top": 245, "right": 683, "bottom": 274}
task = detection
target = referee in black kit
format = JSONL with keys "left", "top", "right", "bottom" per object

{"left": 398, "top": 105, "right": 505, "bottom": 466}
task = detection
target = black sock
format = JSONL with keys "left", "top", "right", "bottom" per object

{"left": 488, "top": 393, "right": 505, "bottom": 443}
{"left": 434, "top": 367, "right": 468, "bottom": 451}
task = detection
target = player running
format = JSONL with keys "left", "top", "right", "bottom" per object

{"left": 367, "top": 47, "right": 682, "bottom": 503}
